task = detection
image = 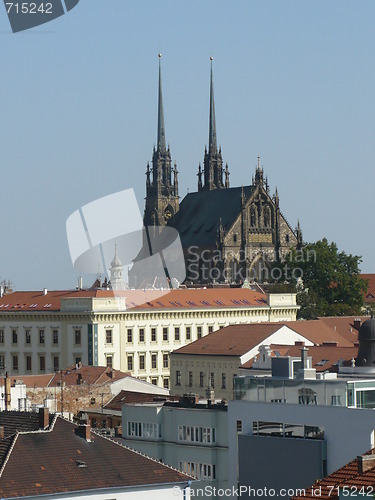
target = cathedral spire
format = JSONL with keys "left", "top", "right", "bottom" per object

{"left": 157, "top": 53, "right": 166, "bottom": 153}
{"left": 209, "top": 56, "right": 217, "bottom": 154}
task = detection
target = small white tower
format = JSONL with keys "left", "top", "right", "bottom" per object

{"left": 109, "top": 245, "right": 126, "bottom": 291}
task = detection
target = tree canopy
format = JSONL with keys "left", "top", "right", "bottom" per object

{"left": 275, "top": 238, "right": 368, "bottom": 319}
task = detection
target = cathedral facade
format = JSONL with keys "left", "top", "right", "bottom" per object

{"left": 140, "top": 57, "right": 302, "bottom": 286}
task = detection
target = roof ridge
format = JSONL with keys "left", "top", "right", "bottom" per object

{"left": 90, "top": 429, "right": 194, "bottom": 479}
{"left": 0, "top": 433, "right": 17, "bottom": 478}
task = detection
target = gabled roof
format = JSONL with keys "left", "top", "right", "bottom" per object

{"left": 104, "top": 390, "right": 179, "bottom": 411}
{"left": 11, "top": 365, "right": 129, "bottom": 388}
{"left": 319, "top": 316, "right": 369, "bottom": 344}
{"left": 173, "top": 323, "right": 290, "bottom": 356}
{"left": 292, "top": 450, "right": 375, "bottom": 500}
{"left": 168, "top": 186, "right": 253, "bottom": 248}
{"left": 286, "top": 320, "right": 354, "bottom": 347}
{"left": 0, "top": 417, "right": 190, "bottom": 498}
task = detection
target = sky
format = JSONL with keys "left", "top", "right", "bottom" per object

{"left": 0, "top": 1, "right": 374, "bottom": 290}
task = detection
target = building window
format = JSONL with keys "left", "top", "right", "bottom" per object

{"left": 39, "top": 330, "right": 45, "bottom": 344}
{"left": 0, "top": 354, "right": 5, "bottom": 369}
{"left": 174, "top": 327, "right": 180, "bottom": 341}
{"left": 200, "top": 372, "right": 204, "bottom": 387}
{"left": 53, "top": 330, "right": 58, "bottom": 344}
{"left": 106, "top": 355, "right": 113, "bottom": 369}
{"left": 163, "top": 327, "right": 168, "bottom": 341}
{"left": 163, "top": 377, "right": 169, "bottom": 389}
{"left": 179, "top": 462, "right": 216, "bottom": 480}
{"left": 178, "top": 426, "right": 216, "bottom": 444}
{"left": 151, "top": 353, "right": 157, "bottom": 369}
{"left": 139, "top": 354, "right": 145, "bottom": 370}
{"left": 12, "top": 330, "right": 17, "bottom": 344}
{"left": 127, "top": 328, "right": 133, "bottom": 343}
{"left": 186, "top": 326, "right": 191, "bottom": 341}
{"left": 210, "top": 372, "right": 215, "bottom": 389}
{"left": 139, "top": 328, "right": 145, "bottom": 343}
{"left": 163, "top": 353, "right": 169, "bottom": 369}
{"left": 151, "top": 378, "right": 157, "bottom": 385}
{"left": 12, "top": 355, "right": 18, "bottom": 371}
{"left": 26, "top": 355, "right": 32, "bottom": 371}
{"left": 0, "top": 330, "right": 4, "bottom": 344}
{"left": 75, "top": 329, "right": 81, "bottom": 345}
{"left": 197, "top": 326, "right": 202, "bottom": 339}
{"left": 151, "top": 328, "right": 157, "bottom": 342}
{"left": 106, "top": 329, "right": 112, "bottom": 345}
{"left": 236, "top": 420, "right": 243, "bottom": 433}
{"left": 127, "top": 355, "right": 133, "bottom": 371}
{"left": 189, "top": 371, "right": 193, "bottom": 387}
{"left": 25, "top": 329, "right": 31, "bottom": 344}
{"left": 233, "top": 233, "right": 238, "bottom": 243}
{"left": 222, "top": 373, "right": 226, "bottom": 389}
{"left": 176, "top": 370, "right": 181, "bottom": 386}
{"left": 127, "top": 421, "right": 161, "bottom": 439}
{"left": 53, "top": 356, "right": 59, "bottom": 372}
{"left": 39, "top": 356, "right": 45, "bottom": 372}
{"left": 208, "top": 325, "right": 214, "bottom": 334}
{"left": 75, "top": 357, "right": 81, "bottom": 366}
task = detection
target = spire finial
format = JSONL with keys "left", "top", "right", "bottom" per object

{"left": 209, "top": 56, "right": 217, "bottom": 154}
{"left": 157, "top": 53, "right": 166, "bottom": 153}
{"left": 257, "top": 155, "right": 261, "bottom": 169}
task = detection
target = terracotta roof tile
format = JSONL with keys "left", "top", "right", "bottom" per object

{"left": 292, "top": 450, "right": 375, "bottom": 500}
{"left": 286, "top": 320, "right": 354, "bottom": 347}
{"left": 0, "top": 417, "right": 190, "bottom": 498}
{"left": 319, "top": 316, "right": 369, "bottom": 344}
{"left": 104, "top": 390, "right": 179, "bottom": 411}
{"left": 0, "top": 288, "right": 269, "bottom": 313}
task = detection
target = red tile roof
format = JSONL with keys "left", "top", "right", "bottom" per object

{"left": 104, "top": 390, "right": 180, "bottom": 411}
{"left": 173, "top": 319, "right": 353, "bottom": 357}
{"left": 292, "top": 450, "right": 375, "bottom": 500}
{"left": 0, "top": 288, "right": 270, "bottom": 312}
{"left": 173, "top": 323, "right": 289, "bottom": 356}
{"left": 319, "top": 316, "right": 369, "bottom": 344}
{"left": 0, "top": 416, "right": 190, "bottom": 498}
{"left": 286, "top": 320, "right": 354, "bottom": 347}
{"left": 12, "top": 365, "right": 129, "bottom": 388}
{"left": 361, "top": 274, "right": 375, "bottom": 303}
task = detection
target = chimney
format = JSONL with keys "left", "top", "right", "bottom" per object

{"left": 358, "top": 454, "right": 375, "bottom": 474}
{"left": 4, "top": 373, "right": 11, "bottom": 411}
{"left": 0, "top": 286, "right": 3, "bottom": 298}
{"left": 39, "top": 407, "right": 49, "bottom": 429}
{"left": 294, "top": 341, "right": 305, "bottom": 347}
{"left": 206, "top": 388, "right": 215, "bottom": 406}
{"left": 354, "top": 318, "right": 361, "bottom": 330}
{"left": 76, "top": 423, "right": 91, "bottom": 442}
{"left": 0, "top": 426, "right": 4, "bottom": 439}
{"left": 43, "top": 288, "right": 47, "bottom": 296}
{"left": 77, "top": 276, "right": 83, "bottom": 290}
{"left": 77, "top": 373, "right": 83, "bottom": 385}
{"left": 300, "top": 346, "right": 309, "bottom": 369}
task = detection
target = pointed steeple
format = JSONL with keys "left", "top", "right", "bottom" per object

{"left": 157, "top": 53, "right": 166, "bottom": 153}
{"left": 209, "top": 57, "right": 217, "bottom": 154}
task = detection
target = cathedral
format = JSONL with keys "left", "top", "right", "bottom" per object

{"left": 135, "top": 56, "right": 302, "bottom": 286}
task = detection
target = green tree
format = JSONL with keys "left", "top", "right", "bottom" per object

{"left": 275, "top": 238, "right": 368, "bottom": 319}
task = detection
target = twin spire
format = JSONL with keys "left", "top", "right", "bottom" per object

{"left": 154, "top": 54, "right": 228, "bottom": 193}
{"left": 157, "top": 53, "right": 166, "bottom": 154}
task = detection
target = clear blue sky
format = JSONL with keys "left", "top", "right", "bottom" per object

{"left": 0, "top": 1, "right": 374, "bottom": 290}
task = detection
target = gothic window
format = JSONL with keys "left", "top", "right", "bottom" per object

{"left": 264, "top": 206, "right": 271, "bottom": 228}
{"left": 250, "top": 206, "right": 258, "bottom": 227}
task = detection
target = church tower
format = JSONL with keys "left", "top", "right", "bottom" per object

{"left": 198, "top": 58, "right": 229, "bottom": 191}
{"left": 144, "top": 54, "right": 179, "bottom": 228}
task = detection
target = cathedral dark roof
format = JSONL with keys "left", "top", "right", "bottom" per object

{"left": 168, "top": 185, "right": 253, "bottom": 248}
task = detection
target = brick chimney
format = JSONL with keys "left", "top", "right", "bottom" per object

{"left": 354, "top": 318, "right": 362, "bottom": 330}
{"left": 358, "top": 454, "right": 375, "bottom": 474}
{"left": 39, "top": 407, "right": 49, "bottom": 430}
{"left": 76, "top": 422, "right": 91, "bottom": 442}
